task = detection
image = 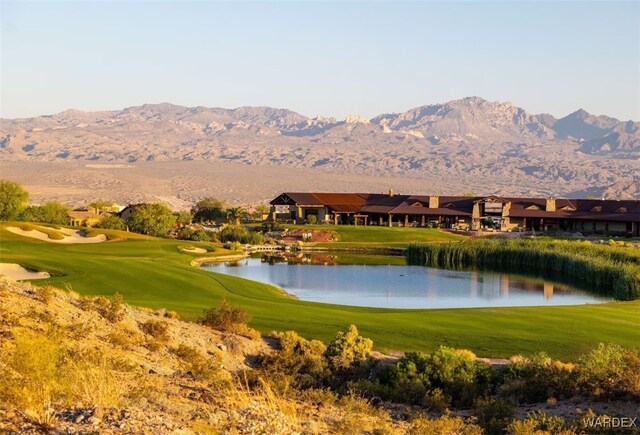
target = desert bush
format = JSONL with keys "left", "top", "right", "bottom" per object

{"left": 225, "top": 322, "right": 261, "bottom": 340}
{"left": 425, "top": 347, "right": 492, "bottom": 407}
{"left": 174, "top": 344, "right": 201, "bottom": 362}
{"left": 185, "top": 351, "right": 231, "bottom": 387}
{"left": 408, "top": 415, "right": 483, "bottom": 435}
{"left": 507, "top": 411, "right": 572, "bottom": 435}
{"left": 501, "top": 353, "right": 575, "bottom": 403}
{"left": 379, "top": 347, "right": 491, "bottom": 408}
{"left": 200, "top": 298, "right": 250, "bottom": 331}
{"left": 473, "top": 397, "right": 516, "bottom": 434}
{"left": 90, "top": 292, "right": 125, "bottom": 322}
{"left": 65, "top": 348, "right": 124, "bottom": 418}
{"left": 34, "top": 285, "right": 55, "bottom": 303}
{"left": 106, "top": 330, "right": 137, "bottom": 350}
{"left": 140, "top": 319, "right": 170, "bottom": 342}
{"left": 258, "top": 330, "right": 329, "bottom": 390}
{"left": 164, "top": 310, "right": 180, "bottom": 319}
{"left": 332, "top": 392, "right": 394, "bottom": 435}
{"left": 576, "top": 343, "right": 640, "bottom": 398}
{"left": 325, "top": 324, "right": 373, "bottom": 371}
{"left": 380, "top": 352, "right": 433, "bottom": 405}
{"left": 0, "top": 329, "right": 65, "bottom": 426}
{"left": 222, "top": 334, "right": 244, "bottom": 354}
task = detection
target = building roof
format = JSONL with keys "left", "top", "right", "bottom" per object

{"left": 270, "top": 192, "right": 640, "bottom": 223}
{"left": 68, "top": 211, "right": 104, "bottom": 220}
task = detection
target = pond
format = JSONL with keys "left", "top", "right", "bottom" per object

{"left": 201, "top": 253, "right": 610, "bottom": 309}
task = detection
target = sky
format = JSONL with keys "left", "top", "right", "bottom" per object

{"left": 1, "top": 1, "right": 639, "bottom": 121}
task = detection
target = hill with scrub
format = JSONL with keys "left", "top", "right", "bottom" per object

{"left": 1, "top": 277, "right": 639, "bottom": 434}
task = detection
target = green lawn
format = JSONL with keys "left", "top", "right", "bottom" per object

{"left": 288, "top": 224, "right": 466, "bottom": 248}
{"left": 1, "top": 224, "right": 638, "bottom": 360}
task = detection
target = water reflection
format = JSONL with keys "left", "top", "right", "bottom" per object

{"left": 202, "top": 254, "right": 608, "bottom": 309}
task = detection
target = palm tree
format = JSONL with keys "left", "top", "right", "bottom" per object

{"left": 226, "top": 207, "right": 247, "bottom": 226}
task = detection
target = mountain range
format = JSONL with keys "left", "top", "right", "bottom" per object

{"left": 1, "top": 97, "right": 638, "bottom": 201}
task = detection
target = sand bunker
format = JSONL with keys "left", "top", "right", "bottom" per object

{"left": 0, "top": 263, "right": 51, "bottom": 281}
{"left": 182, "top": 247, "right": 207, "bottom": 254}
{"left": 7, "top": 226, "right": 107, "bottom": 244}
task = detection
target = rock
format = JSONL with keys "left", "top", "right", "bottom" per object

{"left": 216, "top": 343, "right": 227, "bottom": 352}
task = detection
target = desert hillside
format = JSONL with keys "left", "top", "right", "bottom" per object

{"left": 0, "top": 278, "right": 410, "bottom": 434}
{"left": 1, "top": 97, "right": 638, "bottom": 206}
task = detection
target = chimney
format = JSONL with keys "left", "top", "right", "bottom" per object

{"left": 546, "top": 198, "right": 556, "bottom": 212}
{"left": 429, "top": 196, "right": 439, "bottom": 208}
{"left": 389, "top": 189, "right": 394, "bottom": 197}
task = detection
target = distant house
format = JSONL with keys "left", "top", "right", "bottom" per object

{"left": 118, "top": 204, "right": 147, "bottom": 221}
{"left": 68, "top": 210, "right": 105, "bottom": 227}
{"left": 269, "top": 191, "right": 640, "bottom": 236}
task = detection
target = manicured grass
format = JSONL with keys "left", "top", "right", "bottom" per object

{"left": 1, "top": 224, "right": 638, "bottom": 359}
{"left": 287, "top": 224, "right": 466, "bottom": 248}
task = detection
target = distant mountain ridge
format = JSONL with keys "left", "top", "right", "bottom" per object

{"left": 1, "top": 97, "right": 638, "bottom": 200}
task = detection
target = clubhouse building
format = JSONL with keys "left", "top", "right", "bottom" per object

{"left": 269, "top": 191, "right": 640, "bottom": 236}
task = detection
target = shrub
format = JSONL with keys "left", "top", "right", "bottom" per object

{"left": 19, "top": 202, "right": 69, "bottom": 225}
{"left": 93, "top": 292, "right": 125, "bottom": 322}
{"left": 473, "top": 397, "right": 515, "bottom": 434}
{"left": 140, "top": 319, "right": 170, "bottom": 342}
{"left": 409, "top": 415, "right": 483, "bottom": 435}
{"left": 93, "top": 215, "right": 126, "bottom": 230}
{"left": 380, "top": 347, "right": 491, "bottom": 408}
{"left": 325, "top": 325, "right": 373, "bottom": 371}
{"left": 174, "top": 344, "right": 201, "bottom": 362}
{"left": 425, "top": 347, "right": 492, "bottom": 407}
{"left": 176, "top": 227, "right": 217, "bottom": 242}
{"left": 501, "top": 353, "right": 575, "bottom": 403}
{"left": 507, "top": 411, "right": 571, "bottom": 435}
{"left": 34, "top": 285, "right": 55, "bottom": 303}
{"left": 180, "top": 348, "right": 231, "bottom": 387}
{"left": 65, "top": 349, "right": 124, "bottom": 418}
{"left": 219, "top": 226, "right": 263, "bottom": 244}
{"left": 257, "top": 330, "right": 329, "bottom": 390}
{"left": 576, "top": 343, "right": 640, "bottom": 398}
{"left": 0, "top": 329, "right": 64, "bottom": 426}
{"left": 381, "top": 352, "right": 433, "bottom": 405}
{"left": 106, "top": 331, "right": 137, "bottom": 350}
{"left": 200, "top": 298, "right": 251, "bottom": 331}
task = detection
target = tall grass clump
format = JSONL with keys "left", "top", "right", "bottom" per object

{"left": 406, "top": 239, "right": 640, "bottom": 300}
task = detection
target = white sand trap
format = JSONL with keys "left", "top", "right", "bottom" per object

{"left": 182, "top": 247, "right": 207, "bottom": 254}
{"left": 0, "top": 263, "right": 51, "bottom": 280}
{"left": 6, "top": 226, "right": 107, "bottom": 244}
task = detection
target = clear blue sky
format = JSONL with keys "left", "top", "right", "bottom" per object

{"left": 2, "top": 1, "right": 639, "bottom": 120}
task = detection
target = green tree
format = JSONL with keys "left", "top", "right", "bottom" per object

{"left": 191, "top": 197, "right": 226, "bottom": 223}
{"left": 88, "top": 200, "right": 114, "bottom": 213}
{"left": 226, "top": 207, "right": 247, "bottom": 226}
{"left": 127, "top": 203, "right": 176, "bottom": 237}
{"left": 252, "top": 204, "right": 270, "bottom": 220}
{"left": 175, "top": 210, "right": 192, "bottom": 226}
{"left": 93, "top": 215, "right": 126, "bottom": 231}
{"left": 0, "top": 179, "right": 29, "bottom": 221}
{"left": 20, "top": 202, "right": 69, "bottom": 224}
{"left": 325, "top": 325, "right": 373, "bottom": 371}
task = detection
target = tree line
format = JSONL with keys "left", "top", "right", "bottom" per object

{"left": 0, "top": 179, "right": 269, "bottom": 241}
